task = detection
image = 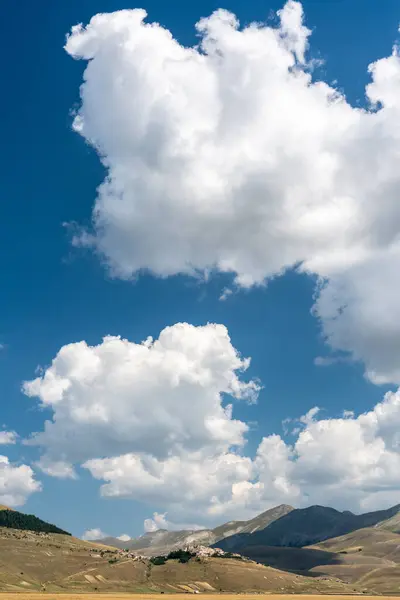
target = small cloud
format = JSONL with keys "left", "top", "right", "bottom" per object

{"left": 314, "top": 356, "right": 338, "bottom": 367}
{"left": 219, "top": 287, "right": 233, "bottom": 301}
{"left": 0, "top": 431, "right": 17, "bottom": 445}
{"left": 314, "top": 355, "right": 351, "bottom": 368}
{"left": 83, "top": 529, "right": 132, "bottom": 542}
{"left": 283, "top": 407, "right": 321, "bottom": 435}
{"left": 36, "top": 459, "right": 77, "bottom": 479}
{"left": 144, "top": 512, "right": 168, "bottom": 532}
{"left": 282, "top": 418, "right": 292, "bottom": 435}
{"left": 343, "top": 409, "right": 355, "bottom": 419}
{"left": 82, "top": 528, "right": 107, "bottom": 541}
{"left": 300, "top": 406, "right": 320, "bottom": 425}
{"left": 144, "top": 512, "right": 204, "bottom": 533}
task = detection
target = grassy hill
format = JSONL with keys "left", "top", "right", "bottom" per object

{"left": 236, "top": 526, "right": 400, "bottom": 595}
{"left": 309, "top": 527, "right": 400, "bottom": 594}
{"left": 375, "top": 510, "right": 400, "bottom": 533}
{"left": 0, "top": 525, "right": 360, "bottom": 594}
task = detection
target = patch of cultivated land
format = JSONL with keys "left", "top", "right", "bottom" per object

{"left": 0, "top": 596, "right": 394, "bottom": 600}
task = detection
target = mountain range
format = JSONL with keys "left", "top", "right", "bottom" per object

{"left": 99, "top": 504, "right": 293, "bottom": 555}
{"left": 92, "top": 501, "right": 400, "bottom": 594}
{"left": 96, "top": 502, "right": 400, "bottom": 556}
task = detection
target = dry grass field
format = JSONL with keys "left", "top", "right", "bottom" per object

{"left": 236, "top": 526, "right": 400, "bottom": 595}
{"left": 0, "top": 595, "right": 395, "bottom": 600}
{"left": 0, "top": 528, "right": 360, "bottom": 596}
{"left": 0, "top": 527, "right": 398, "bottom": 596}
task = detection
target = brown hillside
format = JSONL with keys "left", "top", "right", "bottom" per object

{"left": 308, "top": 527, "right": 400, "bottom": 594}
{"left": 237, "top": 527, "right": 400, "bottom": 595}
{"left": 0, "top": 526, "right": 359, "bottom": 594}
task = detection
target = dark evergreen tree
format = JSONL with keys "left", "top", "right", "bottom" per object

{"left": 0, "top": 510, "right": 70, "bottom": 535}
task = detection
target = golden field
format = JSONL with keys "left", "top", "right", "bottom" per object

{"left": 0, "top": 595, "right": 397, "bottom": 600}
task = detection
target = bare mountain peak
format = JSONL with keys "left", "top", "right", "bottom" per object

{"left": 256, "top": 504, "right": 294, "bottom": 516}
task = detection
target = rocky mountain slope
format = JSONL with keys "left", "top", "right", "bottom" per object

{"left": 98, "top": 502, "right": 400, "bottom": 558}
{"left": 100, "top": 528, "right": 216, "bottom": 554}
{"left": 98, "top": 504, "right": 294, "bottom": 556}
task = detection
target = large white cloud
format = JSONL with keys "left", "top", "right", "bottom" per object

{"left": 65, "top": 1, "right": 400, "bottom": 383}
{"left": 0, "top": 456, "right": 41, "bottom": 507}
{"left": 83, "top": 389, "right": 400, "bottom": 522}
{"left": 85, "top": 450, "right": 255, "bottom": 521}
{"left": 213, "top": 388, "right": 400, "bottom": 518}
{"left": 314, "top": 250, "right": 400, "bottom": 385}
{"left": 23, "top": 321, "right": 400, "bottom": 525}
{"left": 23, "top": 323, "right": 259, "bottom": 470}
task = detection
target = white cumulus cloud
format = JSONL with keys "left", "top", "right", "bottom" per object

{"left": 85, "top": 450, "right": 254, "bottom": 520}
{"left": 65, "top": 1, "right": 400, "bottom": 383}
{"left": 0, "top": 456, "right": 41, "bottom": 507}
{"left": 23, "top": 322, "right": 259, "bottom": 466}
{"left": 85, "top": 389, "right": 400, "bottom": 521}
{"left": 22, "top": 320, "right": 400, "bottom": 522}
{"left": 214, "top": 388, "right": 400, "bottom": 517}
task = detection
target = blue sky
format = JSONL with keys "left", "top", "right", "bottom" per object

{"left": 1, "top": 0, "right": 400, "bottom": 539}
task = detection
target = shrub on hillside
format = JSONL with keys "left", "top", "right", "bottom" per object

{"left": 150, "top": 549, "right": 195, "bottom": 566}
{"left": 150, "top": 556, "right": 166, "bottom": 566}
{"left": 214, "top": 551, "right": 243, "bottom": 560}
{"left": 167, "top": 549, "right": 195, "bottom": 563}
